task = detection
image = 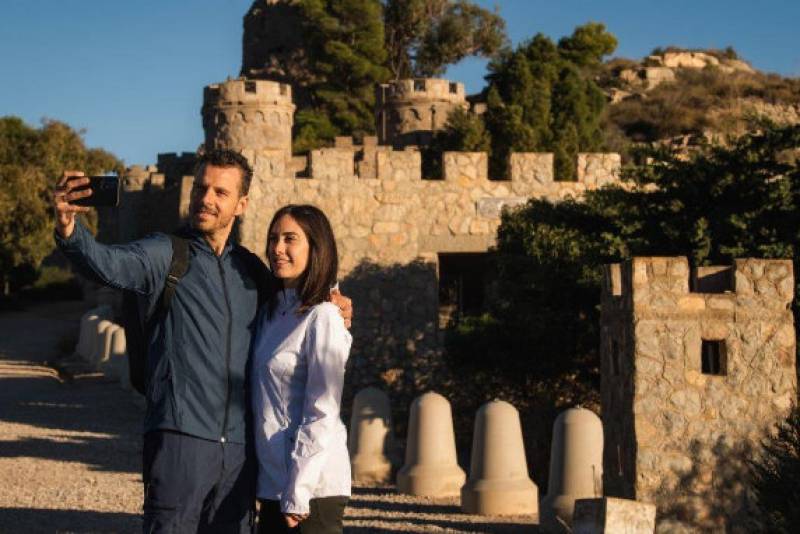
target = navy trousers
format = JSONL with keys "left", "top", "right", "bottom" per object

{"left": 142, "top": 430, "right": 255, "bottom": 534}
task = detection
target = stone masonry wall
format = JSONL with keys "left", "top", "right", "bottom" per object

{"left": 601, "top": 257, "right": 797, "bottom": 531}
{"left": 235, "top": 141, "right": 622, "bottom": 403}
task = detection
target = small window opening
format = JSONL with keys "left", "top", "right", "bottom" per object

{"left": 414, "top": 79, "right": 426, "bottom": 91}
{"left": 701, "top": 340, "right": 727, "bottom": 375}
{"left": 611, "top": 341, "right": 621, "bottom": 376}
{"left": 244, "top": 81, "right": 257, "bottom": 93}
{"left": 449, "top": 82, "right": 458, "bottom": 94}
{"left": 279, "top": 84, "right": 287, "bottom": 96}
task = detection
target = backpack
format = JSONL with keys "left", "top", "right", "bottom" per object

{"left": 121, "top": 234, "right": 270, "bottom": 395}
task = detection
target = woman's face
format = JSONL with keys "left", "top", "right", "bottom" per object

{"left": 268, "top": 214, "right": 310, "bottom": 288}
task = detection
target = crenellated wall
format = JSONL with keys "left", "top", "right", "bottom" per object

{"left": 237, "top": 144, "right": 622, "bottom": 264}
{"left": 97, "top": 160, "right": 194, "bottom": 245}
{"left": 601, "top": 257, "right": 796, "bottom": 530}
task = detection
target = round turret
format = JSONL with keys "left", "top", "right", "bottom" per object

{"left": 202, "top": 78, "right": 295, "bottom": 153}
{"left": 376, "top": 78, "right": 468, "bottom": 148}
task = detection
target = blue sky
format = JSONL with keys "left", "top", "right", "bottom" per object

{"left": 2, "top": 0, "right": 798, "bottom": 166}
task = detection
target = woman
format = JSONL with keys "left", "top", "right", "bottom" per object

{"left": 251, "top": 204, "right": 352, "bottom": 533}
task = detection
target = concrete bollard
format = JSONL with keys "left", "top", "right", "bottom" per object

{"left": 99, "top": 324, "right": 121, "bottom": 365}
{"left": 396, "top": 392, "right": 465, "bottom": 497}
{"left": 101, "top": 327, "right": 127, "bottom": 381}
{"left": 573, "top": 497, "right": 655, "bottom": 534}
{"left": 461, "top": 400, "right": 539, "bottom": 516}
{"left": 90, "top": 320, "right": 115, "bottom": 366}
{"left": 541, "top": 407, "right": 604, "bottom": 532}
{"left": 349, "top": 387, "right": 395, "bottom": 484}
{"left": 76, "top": 313, "right": 100, "bottom": 360}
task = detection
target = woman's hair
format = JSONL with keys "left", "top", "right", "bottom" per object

{"left": 266, "top": 204, "right": 339, "bottom": 317}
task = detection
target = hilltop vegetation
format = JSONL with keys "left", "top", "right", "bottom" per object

{"left": 602, "top": 47, "right": 800, "bottom": 149}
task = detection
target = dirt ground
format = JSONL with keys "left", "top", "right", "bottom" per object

{"left": 0, "top": 301, "right": 538, "bottom": 533}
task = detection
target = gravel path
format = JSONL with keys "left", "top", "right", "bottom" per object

{"left": 0, "top": 302, "right": 538, "bottom": 533}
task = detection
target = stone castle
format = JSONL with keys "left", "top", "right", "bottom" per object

{"left": 98, "top": 76, "right": 622, "bottom": 395}
{"left": 88, "top": 3, "right": 798, "bottom": 528}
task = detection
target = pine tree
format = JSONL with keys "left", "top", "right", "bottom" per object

{"left": 444, "top": 24, "right": 616, "bottom": 179}
{"left": 293, "top": 0, "right": 390, "bottom": 152}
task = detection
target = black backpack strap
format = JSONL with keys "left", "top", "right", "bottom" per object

{"left": 124, "top": 233, "right": 191, "bottom": 396}
{"left": 159, "top": 234, "right": 191, "bottom": 313}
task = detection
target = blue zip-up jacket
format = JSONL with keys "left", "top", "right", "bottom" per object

{"left": 56, "top": 221, "right": 264, "bottom": 444}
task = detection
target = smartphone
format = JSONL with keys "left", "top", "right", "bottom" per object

{"left": 73, "top": 176, "right": 120, "bottom": 207}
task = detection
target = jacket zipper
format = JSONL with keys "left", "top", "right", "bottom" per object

{"left": 217, "top": 255, "right": 233, "bottom": 443}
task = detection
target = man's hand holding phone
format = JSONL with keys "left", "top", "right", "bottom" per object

{"left": 54, "top": 172, "right": 121, "bottom": 238}
{"left": 54, "top": 171, "right": 93, "bottom": 239}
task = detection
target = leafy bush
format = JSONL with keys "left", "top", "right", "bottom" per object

{"left": 749, "top": 405, "right": 800, "bottom": 533}
{"left": 0, "top": 117, "right": 122, "bottom": 296}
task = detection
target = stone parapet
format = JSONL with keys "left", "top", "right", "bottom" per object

{"left": 203, "top": 77, "right": 293, "bottom": 108}
{"left": 286, "top": 143, "right": 622, "bottom": 186}
{"left": 603, "top": 257, "right": 794, "bottom": 319}
{"left": 376, "top": 78, "right": 469, "bottom": 147}
{"left": 376, "top": 78, "right": 466, "bottom": 106}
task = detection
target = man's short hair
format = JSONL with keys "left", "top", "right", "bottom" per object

{"left": 195, "top": 148, "right": 253, "bottom": 196}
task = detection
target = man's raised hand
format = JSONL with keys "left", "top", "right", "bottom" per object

{"left": 330, "top": 288, "right": 353, "bottom": 329}
{"left": 54, "top": 171, "right": 92, "bottom": 238}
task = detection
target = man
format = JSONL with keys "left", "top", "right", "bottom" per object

{"left": 53, "top": 149, "right": 352, "bottom": 533}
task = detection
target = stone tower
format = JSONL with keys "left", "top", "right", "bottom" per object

{"left": 375, "top": 78, "right": 469, "bottom": 148}
{"left": 202, "top": 78, "right": 295, "bottom": 255}
{"left": 600, "top": 257, "right": 796, "bottom": 530}
{"left": 202, "top": 78, "right": 294, "bottom": 154}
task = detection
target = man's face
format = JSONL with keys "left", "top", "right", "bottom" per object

{"left": 189, "top": 164, "right": 248, "bottom": 236}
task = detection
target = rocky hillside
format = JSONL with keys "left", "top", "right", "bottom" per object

{"left": 600, "top": 48, "right": 800, "bottom": 150}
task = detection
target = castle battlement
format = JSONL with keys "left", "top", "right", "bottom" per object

{"left": 375, "top": 78, "right": 469, "bottom": 147}
{"left": 603, "top": 256, "right": 794, "bottom": 317}
{"left": 292, "top": 140, "right": 621, "bottom": 194}
{"left": 203, "top": 78, "right": 294, "bottom": 108}
{"left": 376, "top": 78, "right": 467, "bottom": 105}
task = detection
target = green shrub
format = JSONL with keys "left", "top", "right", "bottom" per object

{"left": 749, "top": 405, "right": 800, "bottom": 533}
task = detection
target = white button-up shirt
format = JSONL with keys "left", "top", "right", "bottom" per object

{"left": 251, "top": 288, "right": 352, "bottom": 514}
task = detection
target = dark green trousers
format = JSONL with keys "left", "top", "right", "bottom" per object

{"left": 257, "top": 497, "right": 348, "bottom": 534}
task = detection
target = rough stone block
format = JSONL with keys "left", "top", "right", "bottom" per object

{"left": 572, "top": 497, "right": 656, "bottom": 534}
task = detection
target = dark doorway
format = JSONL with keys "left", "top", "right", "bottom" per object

{"left": 438, "top": 253, "right": 489, "bottom": 327}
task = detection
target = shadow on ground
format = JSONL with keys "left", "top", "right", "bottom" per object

{"left": 345, "top": 487, "right": 539, "bottom": 533}
{"left": 0, "top": 302, "right": 142, "bottom": 475}
{"left": 0, "top": 507, "right": 140, "bottom": 532}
